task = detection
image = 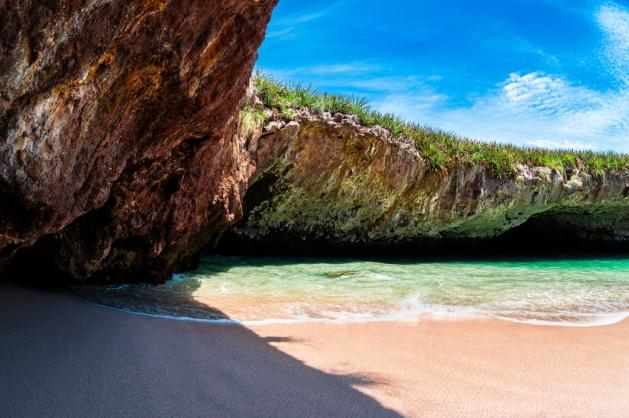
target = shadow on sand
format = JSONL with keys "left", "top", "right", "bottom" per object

{"left": 0, "top": 282, "right": 401, "bottom": 418}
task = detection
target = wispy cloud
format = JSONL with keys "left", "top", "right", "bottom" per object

{"left": 259, "top": 1, "right": 629, "bottom": 151}
{"left": 597, "top": 3, "right": 629, "bottom": 84}
{"left": 261, "top": 64, "right": 448, "bottom": 110}
{"left": 375, "top": 70, "right": 629, "bottom": 151}
{"left": 479, "top": 22, "right": 561, "bottom": 67}
{"left": 264, "top": 62, "right": 384, "bottom": 79}
{"left": 372, "top": 2, "right": 629, "bottom": 151}
{"left": 266, "top": 4, "right": 340, "bottom": 40}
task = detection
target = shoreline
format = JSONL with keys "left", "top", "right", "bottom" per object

{"left": 77, "top": 299, "right": 629, "bottom": 328}
{"left": 0, "top": 283, "right": 399, "bottom": 418}
{"left": 2, "top": 283, "right": 628, "bottom": 417}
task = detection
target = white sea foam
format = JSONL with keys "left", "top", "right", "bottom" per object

{"left": 80, "top": 295, "right": 629, "bottom": 327}
{"left": 489, "top": 311, "right": 629, "bottom": 327}
{"left": 74, "top": 256, "right": 629, "bottom": 328}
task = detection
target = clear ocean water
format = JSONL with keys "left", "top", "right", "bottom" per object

{"left": 77, "top": 255, "right": 629, "bottom": 326}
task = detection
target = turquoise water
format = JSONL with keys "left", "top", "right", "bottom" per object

{"left": 78, "top": 256, "right": 629, "bottom": 326}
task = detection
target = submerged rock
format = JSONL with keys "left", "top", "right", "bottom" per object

{"left": 221, "top": 106, "right": 629, "bottom": 254}
{"left": 0, "top": 0, "right": 277, "bottom": 282}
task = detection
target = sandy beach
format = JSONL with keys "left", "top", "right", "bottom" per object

{"left": 250, "top": 320, "right": 629, "bottom": 417}
{"left": 0, "top": 283, "right": 398, "bottom": 418}
{"left": 1, "top": 283, "right": 628, "bottom": 417}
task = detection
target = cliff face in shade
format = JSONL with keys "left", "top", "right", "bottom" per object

{"left": 221, "top": 108, "right": 629, "bottom": 254}
{"left": 0, "top": 0, "right": 276, "bottom": 282}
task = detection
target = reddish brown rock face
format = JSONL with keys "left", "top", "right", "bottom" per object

{"left": 0, "top": 0, "right": 276, "bottom": 282}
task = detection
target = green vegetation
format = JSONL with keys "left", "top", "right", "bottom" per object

{"left": 252, "top": 72, "right": 629, "bottom": 178}
{"left": 239, "top": 104, "right": 266, "bottom": 138}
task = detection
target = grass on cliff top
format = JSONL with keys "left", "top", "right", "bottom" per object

{"left": 252, "top": 72, "right": 629, "bottom": 178}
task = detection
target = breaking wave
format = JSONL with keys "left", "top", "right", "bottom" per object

{"left": 73, "top": 255, "right": 629, "bottom": 327}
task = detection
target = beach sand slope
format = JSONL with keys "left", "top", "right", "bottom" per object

{"left": 249, "top": 319, "right": 629, "bottom": 417}
{"left": 0, "top": 284, "right": 398, "bottom": 418}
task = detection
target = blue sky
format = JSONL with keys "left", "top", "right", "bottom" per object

{"left": 256, "top": 0, "right": 629, "bottom": 151}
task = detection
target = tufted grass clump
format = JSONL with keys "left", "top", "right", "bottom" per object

{"left": 239, "top": 104, "right": 266, "bottom": 137}
{"left": 253, "top": 72, "right": 629, "bottom": 178}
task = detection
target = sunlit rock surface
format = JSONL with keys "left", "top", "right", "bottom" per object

{"left": 0, "top": 0, "right": 277, "bottom": 282}
{"left": 222, "top": 106, "right": 629, "bottom": 254}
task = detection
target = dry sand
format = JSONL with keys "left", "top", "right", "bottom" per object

{"left": 249, "top": 320, "right": 629, "bottom": 417}
{"left": 1, "top": 283, "right": 628, "bottom": 417}
{"left": 0, "top": 283, "right": 398, "bottom": 418}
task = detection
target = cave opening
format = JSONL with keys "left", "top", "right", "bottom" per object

{"left": 215, "top": 206, "right": 629, "bottom": 261}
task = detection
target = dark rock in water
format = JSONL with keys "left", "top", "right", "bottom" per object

{"left": 325, "top": 271, "right": 359, "bottom": 279}
{"left": 0, "top": 0, "right": 277, "bottom": 282}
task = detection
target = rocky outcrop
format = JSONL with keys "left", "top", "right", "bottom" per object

{"left": 0, "top": 0, "right": 277, "bottom": 282}
{"left": 221, "top": 107, "right": 629, "bottom": 254}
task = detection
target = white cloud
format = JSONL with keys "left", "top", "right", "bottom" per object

{"left": 266, "top": 3, "right": 341, "bottom": 40}
{"left": 480, "top": 27, "right": 561, "bottom": 67}
{"left": 501, "top": 72, "right": 597, "bottom": 114}
{"left": 265, "top": 62, "right": 384, "bottom": 79}
{"left": 267, "top": 12, "right": 327, "bottom": 39}
{"left": 597, "top": 3, "right": 629, "bottom": 83}
{"left": 259, "top": 3, "right": 629, "bottom": 151}
{"left": 375, "top": 71, "right": 629, "bottom": 151}
{"left": 371, "top": 3, "right": 629, "bottom": 152}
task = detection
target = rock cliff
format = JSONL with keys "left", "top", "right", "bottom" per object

{"left": 221, "top": 106, "right": 629, "bottom": 254}
{"left": 0, "top": 0, "right": 277, "bottom": 282}
{"left": 2, "top": 2, "right": 627, "bottom": 283}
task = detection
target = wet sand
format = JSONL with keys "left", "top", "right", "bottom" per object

{"left": 1, "top": 283, "right": 628, "bottom": 417}
{"left": 249, "top": 319, "right": 629, "bottom": 417}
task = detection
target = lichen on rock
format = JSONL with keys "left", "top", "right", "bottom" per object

{"left": 222, "top": 101, "right": 629, "bottom": 254}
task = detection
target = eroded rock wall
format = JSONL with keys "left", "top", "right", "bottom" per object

{"left": 0, "top": 0, "right": 276, "bottom": 282}
{"left": 223, "top": 108, "right": 629, "bottom": 253}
